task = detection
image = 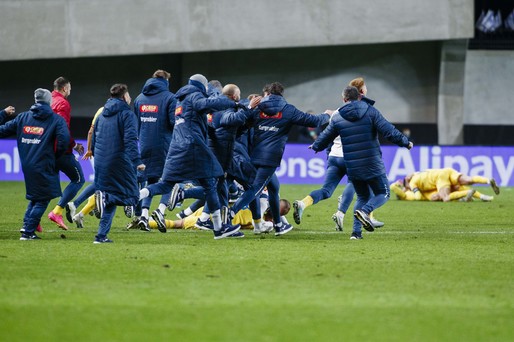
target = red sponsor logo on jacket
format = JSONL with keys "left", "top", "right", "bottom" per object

{"left": 140, "top": 105, "right": 158, "bottom": 112}
{"left": 175, "top": 106, "right": 183, "bottom": 116}
{"left": 260, "top": 112, "right": 282, "bottom": 119}
{"left": 207, "top": 113, "right": 213, "bottom": 123}
{"left": 23, "top": 126, "right": 44, "bottom": 135}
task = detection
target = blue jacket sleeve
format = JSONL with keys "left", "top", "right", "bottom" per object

{"left": 192, "top": 93, "right": 235, "bottom": 113}
{"left": 0, "top": 110, "right": 6, "bottom": 125}
{"left": 123, "top": 110, "right": 142, "bottom": 167}
{"left": 0, "top": 115, "right": 18, "bottom": 137}
{"left": 311, "top": 121, "right": 339, "bottom": 152}
{"left": 219, "top": 108, "right": 254, "bottom": 127}
{"left": 372, "top": 109, "right": 409, "bottom": 148}
{"left": 289, "top": 105, "right": 330, "bottom": 127}
{"left": 55, "top": 116, "right": 71, "bottom": 158}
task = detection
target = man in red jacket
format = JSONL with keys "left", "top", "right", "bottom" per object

{"left": 47, "top": 77, "right": 85, "bottom": 230}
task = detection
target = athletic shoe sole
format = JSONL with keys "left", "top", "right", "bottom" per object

{"left": 354, "top": 210, "right": 375, "bottom": 232}
{"left": 151, "top": 210, "right": 167, "bottom": 233}
{"left": 332, "top": 213, "right": 343, "bottom": 232}
{"left": 292, "top": 201, "right": 303, "bottom": 225}
{"left": 167, "top": 184, "right": 183, "bottom": 211}
{"left": 490, "top": 179, "right": 500, "bottom": 195}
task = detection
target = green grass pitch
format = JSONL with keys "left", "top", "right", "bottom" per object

{"left": 0, "top": 181, "right": 512, "bottom": 341}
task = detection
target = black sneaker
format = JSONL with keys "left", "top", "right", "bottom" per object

{"left": 151, "top": 209, "right": 167, "bottom": 233}
{"left": 167, "top": 184, "right": 184, "bottom": 211}
{"left": 94, "top": 190, "right": 105, "bottom": 219}
{"left": 93, "top": 237, "right": 114, "bottom": 244}
{"left": 65, "top": 202, "right": 76, "bottom": 223}
{"left": 213, "top": 223, "right": 241, "bottom": 240}
{"left": 354, "top": 210, "right": 375, "bottom": 232}
{"left": 274, "top": 223, "right": 293, "bottom": 236}
{"left": 195, "top": 218, "right": 214, "bottom": 231}
{"left": 350, "top": 232, "right": 363, "bottom": 240}
{"left": 20, "top": 233, "right": 41, "bottom": 240}
{"left": 138, "top": 216, "right": 150, "bottom": 232}
{"left": 490, "top": 178, "right": 500, "bottom": 195}
{"left": 123, "top": 206, "right": 134, "bottom": 218}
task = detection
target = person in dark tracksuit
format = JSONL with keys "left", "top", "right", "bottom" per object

{"left": 0, "top": 89, "right": 69, "bottom": 240}
{"left": 228, "top": 82, "right": 331, "bottom": 236}
{"left": 132, "top": 69, "right": 176, "bottom": 231}
{"left": 311, "top": 86, "right": 413, "bottom": 240}
{"left": 0, "top": 105, "right": 15, "bottom": 125}
{"left": 138, "top": 74, "right": 242, "bottom": 239}
{"left": 173, "top": 84, "right": 263, "bottom": 234}
{"left": 92, "top": 84, "right": 145, "bottom": 244}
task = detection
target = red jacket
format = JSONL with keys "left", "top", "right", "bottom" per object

{"left": 51, "top": 90, "right": 75, "bottom": 153}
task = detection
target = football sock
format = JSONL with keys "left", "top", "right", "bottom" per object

{"left": 212, "top": 210, "right": 222, "bottom": 231}
{"left": 158, "top": 203, "right": 167, "bottom": 213}
{"left": 471, "top": 176, "right": 489, "bottom": 184}
{"left": 52, "top": 205, "right": 64, "bottom": 215}
{"left": 82, "top": 195, "right": 96, "bottom": 216}
{"left": 183, "top": 208, "right": 193, "bottom": 216}
{"left": 139, "top": 188, "right": 149, "bottom": 200}
{"left": 301, "top": 196, "right": 313, "bottom": 208}
{"left": 199, "top": 212, "right": 210, "bottom": 222}
{"left": 449, "top": 190, "right": 470, "bottom": 201}
{"left": 142, "top": 208, "right": 149, "bottom": 219}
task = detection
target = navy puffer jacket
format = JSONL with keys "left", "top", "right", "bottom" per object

{"left": 0, "top": 103, "right": 69, "bottom": 200}
{"left": 161, "top": 82, "right": 236, "bottom": 182}
{"left": 248, "top": 95, "right": 329, "bottom": 167}
{"left": 312, "top": 100, "right": 410, "bottom": 180}
{"left": 134, "top": 77, "right": 176, "bottom": 179}
{"left": 92, "top": 98, "right": 141, "bottom": 206}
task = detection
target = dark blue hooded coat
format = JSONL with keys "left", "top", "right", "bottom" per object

{"left": 134, "top": 77, "right": 176, "bottom": 179}
{"left": 0, "top": 103, "right": 69, "bottom": 200}
{"left": 92, "top": 98, "right": 141, "bottom": 206}
{"left": 161, "top": 81, "right": 236, "bottom": 182}
{"left": 208, "top": 98, "right": 249, "bottom": 171}
{"left": 244, "top": 95, "right": 330, "bottom": 167}
{"left": 311, "top": 100, "right": 410, "bottom": 180}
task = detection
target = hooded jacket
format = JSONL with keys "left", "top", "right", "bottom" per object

{"left": 134, "top": 77, "right": 176, "bottom": 179}
{"left": 92, "top": 98, "right": 141, "bottom": 206}
{"left": 161, "top": 82, "right": 236, "bottom": 182}
{"left": 0, "top": 103, "right": 69, "bottom": 200}
{"left": 244, "top": 95, "right": 329, "bottom": 167}
{"left": 312, "top": 100, "right": 410, "bottom": 180}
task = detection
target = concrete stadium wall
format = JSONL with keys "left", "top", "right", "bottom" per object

{"left": 463, "top": 50, "right": 514, "bottom": 125}
{"left": 0, "top": 0, "right": 473, "bottom": 61}
{"left": 182, "top": 42, "right": 441, "bottom": 124}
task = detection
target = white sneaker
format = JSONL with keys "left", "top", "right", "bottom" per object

{"left": 370, "top": 218, "right": 385, "bottom": 228}
{"left": 72, "top": 213, "right": 84, "bottom": 228}
{"left": 65, "top": 202, "right": 76, "bottom": 223}
{"left": 480, "top": 194, "right": 494, "bottom": 202}
{"left": 332, "top": 211, "right": 344, "bottom": 231}
{"left": 261, "top": 221, "right": 274, "bottom": 233}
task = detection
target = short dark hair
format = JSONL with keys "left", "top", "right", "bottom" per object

{"left": 53, "top": 77, "right": 70, "bottom": 91}
{"left": 152, "top": 69, "right": 171, "bottom": 80}
{"left": 263, "top": 82, "right": 284, "bottom": 96}
{"left": 343, "top": 86, "right": 359, "bottom": 101}
{"left": 110, "top": 83, "right": 128, "bottom": 98}
{"left": 209, "top": 80, "right": 223, "bottom": 92}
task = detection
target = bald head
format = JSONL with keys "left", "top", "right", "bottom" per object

{"left": 222, "top": 84, "right": 241, "bottom": 101}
